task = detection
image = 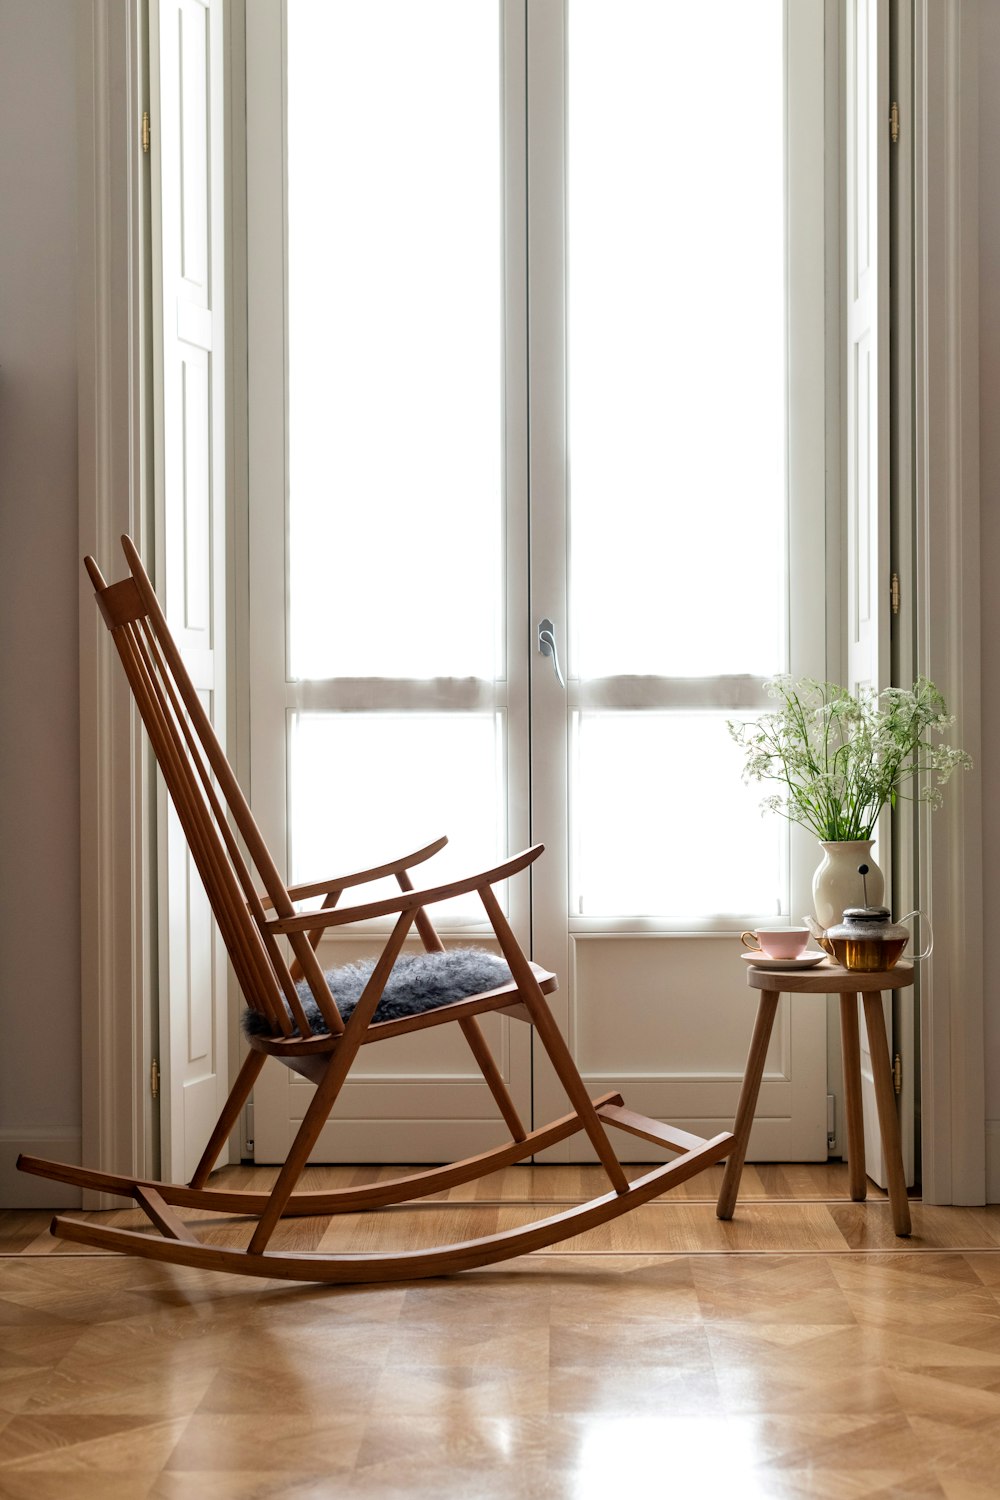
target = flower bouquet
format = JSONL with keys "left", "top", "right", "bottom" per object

{"left": 728, "top": 676, "right": 971, "bottom": 841}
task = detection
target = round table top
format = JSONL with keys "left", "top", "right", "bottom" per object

{"left": 743, "top": 956, "right": 915, "bottom": 993}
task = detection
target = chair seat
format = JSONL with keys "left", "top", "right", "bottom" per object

{"left": 243, "top": 947, "right": 514, "bottom": 1039}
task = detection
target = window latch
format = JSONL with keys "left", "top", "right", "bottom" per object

{"left": 538, "top": 619, "right": 566, "bottom": 688}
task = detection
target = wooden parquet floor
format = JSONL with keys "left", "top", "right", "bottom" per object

{"left": 3, "top": 1163, "right": 1000, "bottom": 1497}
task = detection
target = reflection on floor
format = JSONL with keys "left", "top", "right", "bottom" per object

{"left": 2, "top": 1163, "right": 1000, "bottom": 1497}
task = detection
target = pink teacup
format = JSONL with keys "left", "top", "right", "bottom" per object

{"left": 740, "top": 927, "right": 811, "bottom": 961}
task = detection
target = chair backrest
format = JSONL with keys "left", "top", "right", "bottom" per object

{"left": 86, "top": 535, "right": 344, "bottom": 1039}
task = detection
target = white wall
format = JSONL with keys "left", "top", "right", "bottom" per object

{"left": 0, "top": 0, "right": 83, "bottom": 1201}
{"left": 0, "top": 1, "right": 997, "bottom": 1206}
{"left": 978, "top": 0, "right": 1000, "bottom": 1200}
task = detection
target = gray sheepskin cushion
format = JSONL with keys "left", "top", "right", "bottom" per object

{"left": 243, "top": 947, "right": 513, "bottom": 1039}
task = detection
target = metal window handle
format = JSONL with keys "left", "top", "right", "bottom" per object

{"left": 538, "top": 618, "right": 566, "bottom": 688}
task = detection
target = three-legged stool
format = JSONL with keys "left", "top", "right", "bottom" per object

{"left": 716, "top": 958, "right": 915, "bottom": 1236}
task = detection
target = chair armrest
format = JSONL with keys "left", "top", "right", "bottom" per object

{"left": 265, "top": 845, "right": 544, "bottom": 934}
{"left": 258, "top": 836, "right": 449, "bottom": 911}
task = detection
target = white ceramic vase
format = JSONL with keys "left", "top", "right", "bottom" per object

{"left": 812, "top": 839, "right": 884, "bottom": 930}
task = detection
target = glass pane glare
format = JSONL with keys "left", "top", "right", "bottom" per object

{"left": 286, "top": 2, "right": 502, "bottom": 681}
{"left": 290, "top": 713, "right": 505, "bottom": 924}
{"left": 568, "top": 0, "right": 786, "bottom": 679}
{"left": 573, "top": 713, "right": 783, "bottom": 917}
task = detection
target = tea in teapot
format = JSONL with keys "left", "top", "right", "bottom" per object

{"left": 806, "top": 906, "right": 933, "bottom": 973}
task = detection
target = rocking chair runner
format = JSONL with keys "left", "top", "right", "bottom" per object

{"left": 18, "top": 536, "right": 735, "bottom": 1284}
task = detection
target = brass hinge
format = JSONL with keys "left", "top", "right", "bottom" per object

{"left": 150, "top": 1057, "right": 160, "bottom": 1100}
{"left": 142, "top": 110, "right": 151, "bottom": 154}
{"left": 893, "top": 1053, "right": 902, "bottom": 1095}
{"left": 891, "top": 572, "right": 900, "bottom": 615}
{"left": 890, "top": 100, "right": 900, "bottom": 144}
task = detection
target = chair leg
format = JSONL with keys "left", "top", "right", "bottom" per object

{"left": 246, "top": 1042, "right": 359, "bottom": 1254}
{"left": 189, "top": 1048, "right": 267, "bottom": 1189}
{"left": 477, "top": 885, "right": 629, "bottom": 1194}
{"left": 459, "top": 1016, "right": 527, "bottom": 1141}
{"left": 248, "top": 908, "right": 416, "bottom": 1253}
{"left": 523, "top": 989, "right": 630, "bottom": 1192}
{"left": 408, "top": 874, "right": 530, "bottom": 1141}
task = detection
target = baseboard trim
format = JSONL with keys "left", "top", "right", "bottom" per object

{"left": 987, "top": 1121, "right": 1000, "bottom": 1205}
{"left": 0, "top": 1131, "right": 83, "bottom": 1210}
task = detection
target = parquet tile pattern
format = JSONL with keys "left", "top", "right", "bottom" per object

{"left": 3, "top": 1164, "right": 1000, "bottom": 1497}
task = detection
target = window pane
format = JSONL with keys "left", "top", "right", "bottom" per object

{"left": 573, "top": 712, "right": 783, "bottom": 917}
{"left": 290, "top": 713, "right": 505, "bottom": 923}
{"left": 567, "top": 0, "right": 786, "bottom": 679}
{"left": 286, "top": 1, "right": 502, "bottom": 681}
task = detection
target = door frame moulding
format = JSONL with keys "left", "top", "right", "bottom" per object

{"left": 78, "top": 0, "right": 157, "bottom": 1205}
{"left": 911, "top": 0, "right": 985, "bottom": 1204}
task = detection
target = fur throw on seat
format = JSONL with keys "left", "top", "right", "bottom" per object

{"left": 242, "top": 947, "right": 514, "bottom": 1039}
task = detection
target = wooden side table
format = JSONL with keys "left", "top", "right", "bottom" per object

{"left": 716, "top": 958, "right": 915, "bottom": 1236}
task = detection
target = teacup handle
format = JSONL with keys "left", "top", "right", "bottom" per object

{"left": 898, "top": 910, "right": 934, "bottom": 961}
{"left": 740, "top": 931, "right": 762, "bottom": 952}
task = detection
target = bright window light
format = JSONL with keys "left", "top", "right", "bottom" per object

{"left": 568, "top": 0, "right": 786, "bottom": 679}
{"left": 290, "top": 712, "right": 505, "bottom": 923}
{"left": 286, "top": 1, "right": 502, "bottom": 681}
{"left": 573, "top": 712, "right": 783, "bottom": 916}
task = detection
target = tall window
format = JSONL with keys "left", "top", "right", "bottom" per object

{"left": 242, "top": 0, "right": 834, "bottom": 1164}
{"left": 247, "top": 0, "right": 829, "bottom": 927}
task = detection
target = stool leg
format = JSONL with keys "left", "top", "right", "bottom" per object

{"left": 861, "top": 991, "right": 912, "bottom": 1237}
{"left": 717, "top": 990, "right": 780, "bottom": 1221}
{"left": 839, "top": 994, "right": 867, "bottom": 1201}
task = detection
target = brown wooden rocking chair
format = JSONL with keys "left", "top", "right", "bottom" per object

{"left": 18, "top": 537, "right": 734, "bottom": 1283}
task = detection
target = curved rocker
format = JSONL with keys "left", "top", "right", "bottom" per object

{"left": 17, "top": 539, "right": 735, "bottom": 1284}
{"left": 44, "top": 1132, "right": 734, "bottom": 1285}
{"left": 19, "top": 1092, "right": 623, "bottom": 1218}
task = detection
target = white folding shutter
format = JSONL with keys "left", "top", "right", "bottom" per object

{"left": 845, "top": 0, "right": 894, "bottom": 1186}
{"left": 151, "top": 0, "right": 229, "bottom": 1181}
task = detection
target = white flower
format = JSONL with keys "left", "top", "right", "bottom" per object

{"left": 727, "top": 677, "right": 971, "bottom": 840}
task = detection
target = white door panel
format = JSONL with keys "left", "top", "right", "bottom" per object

{"left": 152, "top": 0, "right": 229, "bottom": 1183}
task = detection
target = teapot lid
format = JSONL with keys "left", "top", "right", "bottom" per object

{"left": 828, "top": 904, "right": 908, "bottom": 941}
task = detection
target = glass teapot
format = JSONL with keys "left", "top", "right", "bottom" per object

{"left": 819, "top": 906, "right": 934, "bottom": 973}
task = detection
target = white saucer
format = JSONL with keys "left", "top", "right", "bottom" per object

{"left": 741, "top": 951, "right": 828, "bottom": 970}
